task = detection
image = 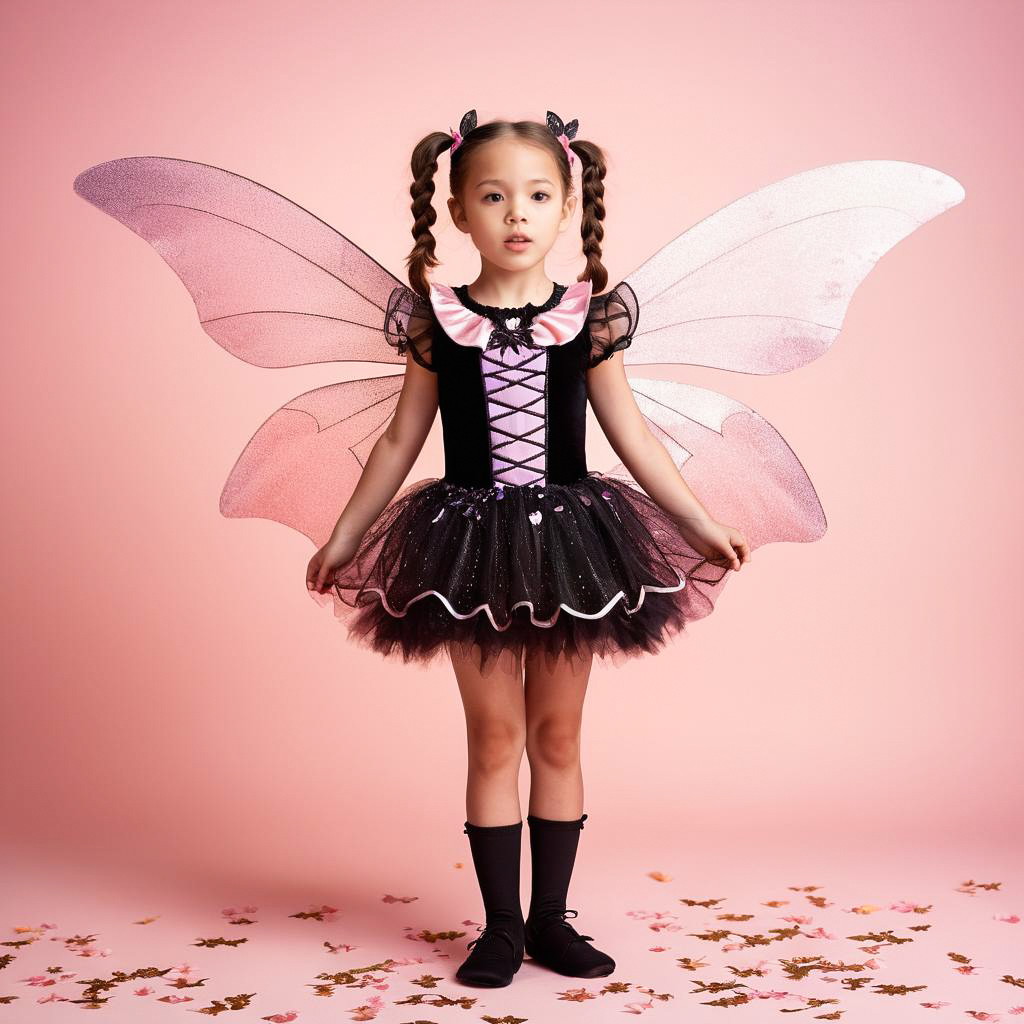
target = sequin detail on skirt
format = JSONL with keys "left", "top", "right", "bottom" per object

{"left": 317, "top": 471, "right": 730, "bottom": 673}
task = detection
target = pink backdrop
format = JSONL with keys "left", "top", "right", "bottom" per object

{"left": 2, "top": 0, "right": 1021, "bottom": 1020}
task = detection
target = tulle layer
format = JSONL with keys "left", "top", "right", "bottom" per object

{"left": 315, "top": 471, "right": 731, "bottom": 674}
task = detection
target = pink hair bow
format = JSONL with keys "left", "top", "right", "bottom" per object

{"left": 428, "top": 280, "right": 594, "bottom": 351}
{"left": 557, "top": 133, "right": 574, "bottom": 167}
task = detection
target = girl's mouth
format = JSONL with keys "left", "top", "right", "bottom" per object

{"left": 504, "top": 239, "right": 532, "bottom": 251}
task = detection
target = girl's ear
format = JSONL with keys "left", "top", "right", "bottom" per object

{"left": 448, "top": 195, "right": 469, "bottom": 234}
{"left": 559, "top": 193, "right": 578, "bottom": 232}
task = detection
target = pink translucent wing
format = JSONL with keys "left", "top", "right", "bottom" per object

{"left": 621, "top": 160, "right": 965, "bottom": 372}
{"left": 72, "top": 155, "right": 403, "bottom": 367}
{"left": 607, "top": 377, "right": 826, "bottom": 549}
{"left": 220, "top": 375, "right": 404, "bottom": 548}
{"left": 72, "top": 156, "right": 430, "bottom": 546}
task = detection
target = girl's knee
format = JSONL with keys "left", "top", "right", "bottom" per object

{"left": 467, "top": 720, "right": 527, "bottom": 772}
{"left": 526, "top": 717, "right": 582, "bottom": 770}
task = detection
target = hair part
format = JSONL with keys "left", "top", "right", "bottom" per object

{"left": 404, "top": 117, "right": 608, "bottom": 299}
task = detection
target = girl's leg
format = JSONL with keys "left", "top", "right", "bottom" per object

{"left": 522, "top": 646, "right": 615, "bottom": 978}
{"left": 523, "top": 647, "right": 592, "bottom": 819}
{"left": 451, "top": 643, "right": 526, "bottom": 824}
{"left": 450, "top": 642, "right": 527, "bottom": 987}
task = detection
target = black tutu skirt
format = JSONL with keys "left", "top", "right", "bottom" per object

{"left": 321, "top": 471, "right": 730, "bottom": 674}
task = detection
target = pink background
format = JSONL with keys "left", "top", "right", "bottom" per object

{"left": 2, "top": 0, "right": 1021, "bottom": 1019}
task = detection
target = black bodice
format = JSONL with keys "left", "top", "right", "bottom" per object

{"left": 431, "top": 283, "right": 591, "bottom": 489}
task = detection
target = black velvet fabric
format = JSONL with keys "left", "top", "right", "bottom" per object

{"left": 430, "top": 310, "right": 590, "bottom": 488}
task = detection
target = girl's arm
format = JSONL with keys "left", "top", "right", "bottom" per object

{"left": 586, "top": 353, "right": 749, "bottom": 570}
{"left": 327, "top": 350, "right": 439, "bottom": 548}
{"left": 586, "top": 353, "right": 712, "bottom": 524}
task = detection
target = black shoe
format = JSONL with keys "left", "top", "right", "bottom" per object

{"left": 455, "top": 923, "right": 525, "bottom": 987}
{"left": 524, "top": 908, "right": 616, "bottom": 978}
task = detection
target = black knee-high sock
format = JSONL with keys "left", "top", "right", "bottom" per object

{"left": 463, "top": 820, "right": 524, "bottom": 937}
{"left": 526, "top": 812, "right": 588, "bottom": 922}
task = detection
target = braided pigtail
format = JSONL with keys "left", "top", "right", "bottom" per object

{"left": 406, "top": 132, "right": 455, "bottom": 299}
{"left": 570, "top": 139, "right": 609, "bottom": 296}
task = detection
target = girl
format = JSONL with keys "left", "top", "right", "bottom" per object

{"left": 306, "top": 109, "right": 750, "bottom": 988}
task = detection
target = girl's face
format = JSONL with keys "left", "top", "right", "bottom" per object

{"left": 448, "top": 137, "right": 577, "bottom": 273}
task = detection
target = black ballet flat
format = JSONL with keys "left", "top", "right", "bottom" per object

{"left": 524, "top": 908, "right": 616, "bottom": 978}
{"left": 455, "top": 924, "right": 525, "bottom": 987}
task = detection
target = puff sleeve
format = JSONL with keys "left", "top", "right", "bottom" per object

{"left": 385, "top": 284, "right": 437, "bottom": 371}
{"left": 585, "top": 280, "right": 639, "bottom": 368}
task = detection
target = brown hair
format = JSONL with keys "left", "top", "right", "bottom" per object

{"left": 404, "top": 115, "right": 608, "bottom": 299}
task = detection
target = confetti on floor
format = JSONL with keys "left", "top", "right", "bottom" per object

{"left": 2, "top": 839, "right": 1020, "bottom": 1022}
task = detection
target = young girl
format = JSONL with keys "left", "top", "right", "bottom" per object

{"left": 306, "top": 109, "right": 750, "bottom": 988}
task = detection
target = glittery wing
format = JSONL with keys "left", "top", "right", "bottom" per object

{"left": 588, "top": 159, "right": 965, "bottom": 548}
{"left": 617, "top": 376, "right": 827, "bottom": 550}
{"left": 73, "top": 156, "right": 436, "bottom": 547}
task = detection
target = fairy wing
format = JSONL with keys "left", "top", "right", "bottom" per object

{"left": 73, "top": 156, "right": 435, "bottom": 547}
{"left": 587, "top": 159, "right": 965, "bottom": 548}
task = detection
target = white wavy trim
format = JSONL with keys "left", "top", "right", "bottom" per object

{"left": 357, "top": 572, "right": 687, "bottom": 630}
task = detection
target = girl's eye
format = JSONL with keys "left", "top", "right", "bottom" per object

{"left": 483, "top": 192, "right": 551, "bottom": 203}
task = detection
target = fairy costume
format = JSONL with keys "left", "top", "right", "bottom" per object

{"left": 71, "top": 153, "right": 965, "bottom": 672}
{"left": 331, "top": 276, "right": 730, "bottom": 669}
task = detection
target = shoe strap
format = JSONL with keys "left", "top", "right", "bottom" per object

{"left": 531, "top": 908, "right": 595, "bottom": 944}
{"left": 467, "top": 923, "right": 520, "bottom": 954}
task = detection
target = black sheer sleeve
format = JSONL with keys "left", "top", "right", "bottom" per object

{"left": 385, "top": 285, "right": 437, "bottom": 372}
{"left": 586, "top": 280, "right": 639, "bottom": 368}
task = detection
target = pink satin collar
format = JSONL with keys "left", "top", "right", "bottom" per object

{"left": 428, "top": 280, "right": 594, "bottom": 350}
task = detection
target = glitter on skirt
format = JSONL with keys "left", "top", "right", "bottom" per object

{"left": 320, "top": 470, "right": 730, "bottom": 674}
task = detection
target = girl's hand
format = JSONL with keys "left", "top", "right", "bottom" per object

{"left": 306, "top": 536, "right": 359, "bottom": 595}
{"left": 671, "top": 514, "right": 751, "bottom": 572}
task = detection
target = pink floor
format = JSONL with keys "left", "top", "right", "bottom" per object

{"left": 3, "top": 833, "right": 1021, "bottom": 1023}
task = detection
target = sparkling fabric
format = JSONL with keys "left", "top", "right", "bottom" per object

{"left": 328, "top": 472, "right": 729, "bottom": 675}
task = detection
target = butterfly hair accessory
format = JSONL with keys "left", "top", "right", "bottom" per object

{"left": 448, "top": 108, "right": 579, "bottom": 167}
{"left": 545, "top": 110, "right": 578, "bottom": 167}
{"left": 448, "top": 108, "right": 477, "bottom": 154}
